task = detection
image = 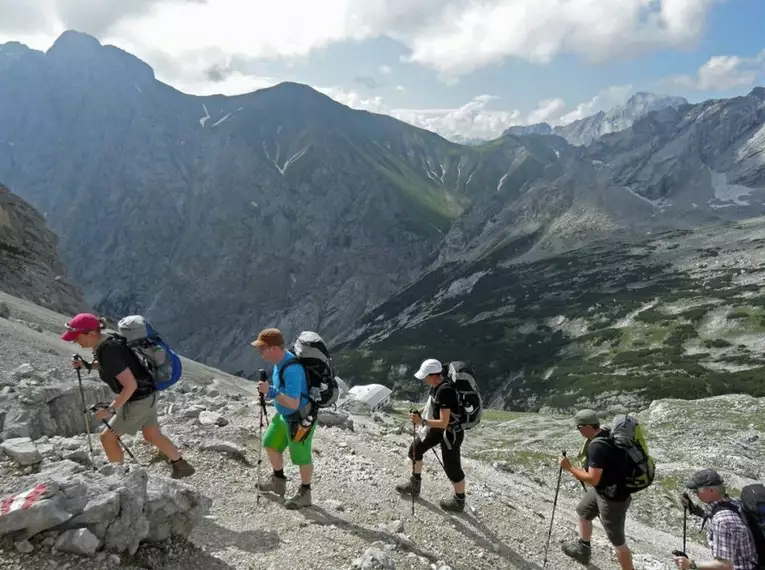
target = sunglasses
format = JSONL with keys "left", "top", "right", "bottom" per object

{"left": 65, "top": 324, "right": 94, "bottom": 334}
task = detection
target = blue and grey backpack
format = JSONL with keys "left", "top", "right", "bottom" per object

{"left": 116, "top": 315, "right": 183, "bottom": 390}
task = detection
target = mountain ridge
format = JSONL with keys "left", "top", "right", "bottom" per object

{"left": 504, "top": 91, "right": 689, "bottom": 146}
{"left": 2, "top": 30, "right": 764, "bottom": 406}
{"left": 0, "top": 31, "right": 485, "bottom": 375}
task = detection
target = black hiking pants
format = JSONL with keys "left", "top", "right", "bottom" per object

{"left": 408, "top": 428, "right": 465, "bottom": 483}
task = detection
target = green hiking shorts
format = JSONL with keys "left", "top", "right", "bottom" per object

{"left": 262, "top": 413, "right": 316, "bottom": 466}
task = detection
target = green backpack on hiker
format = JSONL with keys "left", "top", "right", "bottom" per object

{"left": 591, "top": 413, "right": 656, "bottom": 494}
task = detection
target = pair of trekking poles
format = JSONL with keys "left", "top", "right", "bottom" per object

{"left": 73, "top": 354, "right": 141, "bottom": 469}
{"left": 541, "top": 450, "right": 691, "bottom": 567}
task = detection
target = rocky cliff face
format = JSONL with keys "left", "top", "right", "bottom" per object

{"left": 590, "top": 88, "right": 765, "bottom": 207}
{"left": 0, "top": 31, "right": 474, "bottom": 375}
{"left": 0, "top": 32, "right": 685, "bottom": 377}
{"left": 505, "top": 92, "right": 688, "bottom": 146}
{"left": 0, "top": 183, "right": 85, "bottom": 315}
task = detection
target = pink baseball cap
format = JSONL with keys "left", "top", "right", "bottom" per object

{"left": 61, "top": 313, "right": 102, "bottom": 341}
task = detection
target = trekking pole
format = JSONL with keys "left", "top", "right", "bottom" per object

{"left": 73, "top": 355, "right": 97, "bottom": 471}
{"left": 683, "top": 506, "right": 687, "bottom": 553}
{"left": 256, "top": 369, "right": 269, "bottom": 507}
{"left": 543, "top": 450, "right": 566, "bottom": 568}
{"left": 432, "top": 449, "right": 445, "bottom": 470}
{"left": 411, "top": 416, "right": 417, "bottom": 516}
{"left": 90, "top": 404, "right": 142, "bottom": 465}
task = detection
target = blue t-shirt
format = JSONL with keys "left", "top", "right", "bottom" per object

{"left": 267, "top": 351, "right": 309, "bottom": 417}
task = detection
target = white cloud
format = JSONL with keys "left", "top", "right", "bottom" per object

{"left": 324, "top": 86, "right": 633, "bottom": 141}
{"left": 525, "top": 98, "right": 566, "bottom": 125}
{"left": 317, "top": 87, "right": 387, "bottom": 113}
{"left": 378, "top": 64, "right": 393, "bottom": 75}
{"left": 0, "top": 0, "right": 723, "bottom": 88}
{"left": 391, "top": 95, "right": 521, "bottom": 140}
{"left": 557, "top": 84, "right": 633, "bottom": 124}
{"left": 665, "top": 51, "right": 765, "bottom": 91}
{"left": 396, "top": 0, "right": 721, "bottom": 74}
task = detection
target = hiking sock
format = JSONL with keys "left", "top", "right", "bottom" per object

{"left": 456, "top": 492, "right": 466, "bottom": 501}
{"left": 301, "top": 483, "right": 311, "bottom": 491}
{"left": 273, "top": 469, "right": 286, "bottom": 479}
{"left": 413, "top": 473, "right": 422, "bottom": 481}
{"left": 579, "top": 539, "right": 591, "bottom": 548}
{"left": 171, "top": 457, "right": 184, "bottom": 463}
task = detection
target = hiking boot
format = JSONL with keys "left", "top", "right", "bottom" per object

{"left": 562, "top": 540, "right": 591, "bottom": 565}
{"left": 170, "top": 458, "right": 195, "bottom": 479}
{"left": 395, "top": 476, "right": 421, "bottom": 497}
{"left": 439, "top": 495, "right": 465, "bottom": 513}
{"left": 257, "top": 475, "right": 287, "bottom": 497}
{"left": 284, "top": 486, "right": 312, "bottom": 510}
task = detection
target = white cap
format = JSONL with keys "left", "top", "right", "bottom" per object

{"left": 414, "top": 358, "right": 443, "bottom": 380}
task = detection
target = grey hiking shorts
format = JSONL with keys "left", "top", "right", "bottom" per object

{"left": 107, "top": 393, "right": 159, "bottom": 436}
{"left": 576, "top": 487, "right": 631, "bottom": 547}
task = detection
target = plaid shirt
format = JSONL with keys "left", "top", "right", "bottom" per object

{"left": 706, "top": 499, "right": 759, "bottom": 570}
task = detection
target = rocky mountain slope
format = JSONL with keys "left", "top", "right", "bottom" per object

{"left": 337, "top": 217, "right": 765, "bottom": 411}
{"left": 0, "top": 183, "right": 85, "bottom": 316}
{"left": 2, "top": 30, "right": 764, "bottom": 403}
{"left": 504, "top": 92, "right": 688, "bottom": 146}
{"left": 337, "top": 88, "right": 765, "bottom": 409}
{"left": 0, "top": 31, "right": 690, "bottom": 378}
{"left": 1, "top": 291, "right": 763, "bottom": 569}
{"left": 0, "top": 31, "right": 469, "bottom": 375}
{"left": 589, "top": 87, "right": 765, "bottom": 208}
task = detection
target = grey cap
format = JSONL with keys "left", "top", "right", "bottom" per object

{"left": 574, "top": 409, "right": 600, "bottom": 427}
{"left": 685, "top": 468, "right": 724, "bottom": 490}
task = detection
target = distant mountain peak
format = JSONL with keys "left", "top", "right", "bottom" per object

{"left": 503, "top": 91, "right": 688, "bottom": 146}
{"left": 503, "top": 122, "right": 553, "bottom": 137}
{"left": 45, "top": 29, "right": 155, "bottom": 82}
{"left": 47, "top": 30, "right": 102, "bottom": 54}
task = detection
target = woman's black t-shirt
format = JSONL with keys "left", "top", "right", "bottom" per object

{"left": 95, "top": 337, "right": 155, "bottom": 401}
{"left": 429, "top": 381, "right": 461, "bottom": 431}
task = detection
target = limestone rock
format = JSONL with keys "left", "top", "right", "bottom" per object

{"left": 0, "top": 437, "right": 43, "bottom": 465}
{"left": 55, "top": 528, "right": 100, "bottom": 556}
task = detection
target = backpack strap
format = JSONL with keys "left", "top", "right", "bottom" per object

{"left": 95, "top": 333, "right": 154, "bottom": 390}
{"left": 704, "top": 499, "right": 739, "bottom": 530}
{"left": 432, "top": 381, "right": 461, "bottom": 432}
{"left": 94, "top": 333, "right": 125, "bottom": 362}
{"left": 278, "top": 359, "right": 310, "bottom": 399}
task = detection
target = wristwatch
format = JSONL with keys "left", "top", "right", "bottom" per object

{"left": 107, "top": 406, "right": 117, "bottom": 416}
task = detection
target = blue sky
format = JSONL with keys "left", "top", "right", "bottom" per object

{"left": 1, "top": 0, "right": 763, "bottom": 140}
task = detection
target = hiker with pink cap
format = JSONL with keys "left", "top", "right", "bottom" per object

{"left": 61, "top": 313, "right": 194, "bottom": 478}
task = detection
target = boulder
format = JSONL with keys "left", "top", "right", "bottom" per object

{"left": 198, "top": 411, "right": 228, "bottom": 427}
{"left": 318, "top": 409, "right": 354, "bottom": 431}
{"left": 55, "top": 528, "right": 100, "bottom": 556}
{"left": 199, "top": 440, "right": 249, "bottom": 463}
{"left": 352, "top": 547, "right": 396, "bottom": 569}
{"left": 0, "top": 437, "right": 43, "bottom": 465}
{"left": 0, "top": 463, "right": 211, "bottom": 554}
{"left": 0, "top": 365, "right": 112, "bottom": 440}
{"left": 11, "top": 364, "right": 39, "bottom": 380}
